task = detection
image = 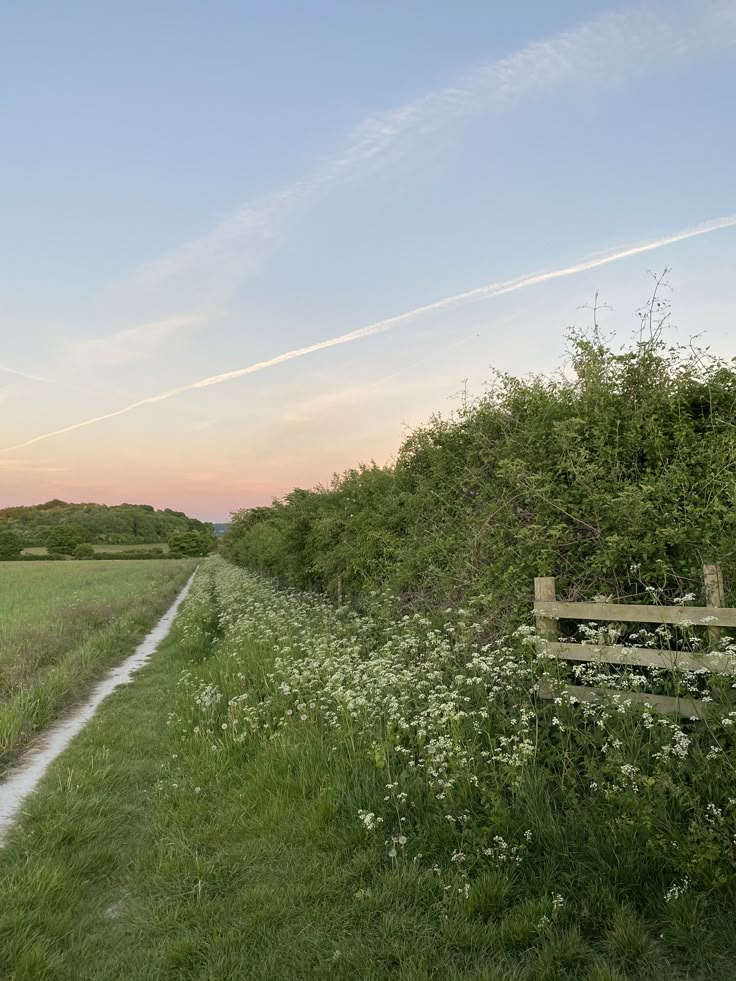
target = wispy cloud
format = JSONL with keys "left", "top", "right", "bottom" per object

{"left": 282, "top": 383, "right": 396, "bottom": 425}
{"left": 127, "top": 1, "right": 736, "bottom": 304}
{"left": 4, "top": 214, "right": 735, "bottom": 454}
{"left": 282, "top": 374, "right": 457, "bottom": 425}
{"left": 281, "top": 331, "right": 491, "bottom": 424}
{"left": 68, "top": 314, "right": 207, "bottom": 367}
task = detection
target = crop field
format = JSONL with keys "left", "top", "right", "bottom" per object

{"left": 1, "top": 556, "right": 735, "bottom": 980}
{"left": 0, "top": 558, "right": 196, "bottom": 773}
{"left": 21, "top": 542, "right": 171, "bottom": 556}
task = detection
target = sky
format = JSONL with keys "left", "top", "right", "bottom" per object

{"left": 1, "top": 0, "right": 735, "bottom": 521}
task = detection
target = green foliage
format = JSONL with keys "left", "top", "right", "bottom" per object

{"left": 0, "top": 529, "right": 22, "bottom": 560}
{"left": 11, "top": 552, "right": 67, "bottom": 562}
{"left": 3, "top": 557, "right": 735, "bottom": 979}
{"left": 223, "top": 310, "right": 736, "bottom": 622}
{"left": 168, "top": 530, "right": 214, "bottom": 557}
{"left": 46, "top": 524, "right": 86, "bottom": 555}
{"left": 73, "top": 542, "right": 95, "bottom": 559}
{"left": 0, "top": 558, "right": 196, "bottom": 770}
{"left": 92, "top": 548, "right": 173, "bottom": 560}
{"left": 0, "top": 500, "right": 213, "bottom": 548}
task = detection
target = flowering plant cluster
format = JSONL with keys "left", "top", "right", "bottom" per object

{"left": 171, "top": 558, "right": 736, "bottom": 912}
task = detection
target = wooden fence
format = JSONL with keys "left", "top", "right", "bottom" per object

{"left": 534, "top": 565, "right": 735, "bottom": 720}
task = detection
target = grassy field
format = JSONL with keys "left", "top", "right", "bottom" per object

{"left": 0, "top": 558, "right": 196, "bottom": 773}
{"left": 21, "top": 543, "right": 170, "bottom": 556}
{"left": 1, "top": 556, "right": 734, "bottom": 980}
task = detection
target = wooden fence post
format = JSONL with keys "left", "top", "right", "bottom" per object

{"left": 534, "top": 576, "right": 557, "bottom": 642}
{"left": 703, "top": 563, "right": 725, "bottom": 647}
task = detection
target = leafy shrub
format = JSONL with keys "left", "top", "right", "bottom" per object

{"left": 74, "top": 543, "right": 96, "bottom": 559}
{"left": 0, "top": 530, "right": 22, "bottom": 560}
{"left": 46, "top": 525, "right": 86, "bottom": 555}
{"left": 92, "top": 549, "right": 175, "bottom": 560}
{"left": 168, "top": 530, "right": 214, "bottom": 557}
{"left": 223, "top": 298, "right": 736, "bottom": 626}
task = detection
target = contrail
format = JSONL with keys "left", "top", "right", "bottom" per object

{"left": 0, "top": 365, "right": 56, "bottom": 385}
{"left": 3, "top": 214, "right": 736, "bottom": 454}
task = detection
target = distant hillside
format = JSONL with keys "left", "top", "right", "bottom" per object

{"left": 213, "top": 522, "right": 230, "bottom": 537}
{"left": 0, "top": 500, "right": 213, "bottom": 547}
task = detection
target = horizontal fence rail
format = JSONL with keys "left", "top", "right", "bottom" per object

{"left": 537, "top": 680, "right": 707, "bottom": 720}
{"left": 535, "top": 601, "right": 736, "bottom": 629}
{"left": 533, "top": 565, "right": 734, "bottom": 719}
{"left": 540, "top": 640, "right": 734, "bottom": 675}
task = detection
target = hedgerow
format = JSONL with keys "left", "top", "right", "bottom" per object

{"left": 223, "top": 285, "right": 736, "bottom": 625}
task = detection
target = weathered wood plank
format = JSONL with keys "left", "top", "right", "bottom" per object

{"left": 540, "top": 640, "right": 734, "bottom": 674}
{"left": 704, "top": 563, "right": 726, "bottom": 646}
{"left": 537, "top": 680, "right": 707, "bottom": 720}
{"left": 534, "top": 577, "right": 557, "bottom": 641}
{"left": 534, "top": 600, "right": 736, "bottom": 628}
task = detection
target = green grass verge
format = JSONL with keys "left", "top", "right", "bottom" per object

{"left": 0, "top": 559, "right": 196, "bottom": 772}
{"left": 1, "top": 559, "right": 734, "bottom": 979}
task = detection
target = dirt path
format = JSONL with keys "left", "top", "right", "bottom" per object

{"left": 0, "top": 569, "right": 197, "bottom": 845}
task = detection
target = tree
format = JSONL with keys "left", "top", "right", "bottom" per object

{"left": 74, "top": 542, "right": 95, "bottom": 559}
{"left": 168, "top": 530, "right": 212, "bottom": 557}
{"left": 0, "top": 529, "right": 22, "bottom": 560}
{"left": 47, "top": 525, "right": 86, "bottom": 555}
{"left": 0, "top": 501, "right": 213, "bottom": 547}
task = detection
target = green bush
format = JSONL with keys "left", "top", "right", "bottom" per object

{"left": 223, "top": 308, "right": 736, "bottom": 624}
{"left": 73, "top": 543, "right": 96, "bottom": 559}
{"left": 46, "top": 525, "right": 86, "bottom": 555}
{"left": 168, "top": 530, "right": 214, "bottom": 557}
{"left": 92, "top": 549, "right": 174, "bottom": 560}
{"left": 0, "top": 530, "right": 22, "bottom": 560}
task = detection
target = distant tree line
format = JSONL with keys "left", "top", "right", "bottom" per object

{"left": 0, "top": 502, "right": 215, "bottom": 560}
{"left": 0, "top": 501, "right": 214, "bottom": 547}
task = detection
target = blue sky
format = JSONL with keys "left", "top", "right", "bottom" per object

{"left": 1, "top": 1, "right": 735, "bottom": 519}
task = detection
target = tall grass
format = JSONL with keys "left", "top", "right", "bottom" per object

{"left": 3, "top": 556, "right": 733, "bottom": 978}
{"left": 165, "top": 558, "right": 736, "bottom": 978}
{"left": 0, "top": 559, "right": 196, "bottom": 772}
